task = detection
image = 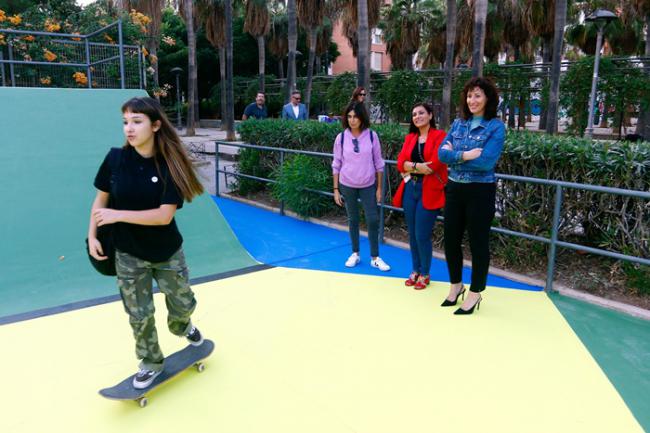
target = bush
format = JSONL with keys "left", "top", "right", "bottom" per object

{"left": 497, "top": 131, "right": 649, "bottom": 265}
{"left": 234, "top": 148, "right": 272, "bottom": 195}
{"left": 237, "top": 120, "right": 650, "bottom": 266}
{"left": 272, "top": 154, "right": 335, "bottom": 218}
{"left": 236, "top": 119, "right": 408, "bottom": 212}
{"left": 324, "top": 72, "right": 356, "bottom": 116}
{"left": 375, "top": 70, "right": 429, "bottom": 123}
{"left": 560, "top": 57, "right": 650, "bottom": 136}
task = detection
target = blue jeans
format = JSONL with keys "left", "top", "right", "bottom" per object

{"left": 403, "top": 180, "right": 440, "bottom": 275}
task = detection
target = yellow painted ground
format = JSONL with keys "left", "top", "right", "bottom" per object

{"left": 0, "top": 267, "right": 642, "bottom": 433}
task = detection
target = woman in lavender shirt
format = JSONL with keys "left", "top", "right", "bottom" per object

{"left": 332, "top": 101, "right": 391, "bottom": 271}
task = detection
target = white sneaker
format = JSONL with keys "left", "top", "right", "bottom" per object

{"left": 345, "top": 252, "right": 361, "bottom": 267}
{"left": 370, "top": 257, "right": 391, "bottom": 271}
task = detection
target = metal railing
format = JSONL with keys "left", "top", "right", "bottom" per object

{"left": 0, "top": 20, "right": 144, "bottom": 89}
{"left": 214, "top": 141, "right": 650, "bottom": 292}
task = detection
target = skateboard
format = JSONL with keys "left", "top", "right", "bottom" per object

{"left": 99, "top": 339, "right": 215, "bottom": 408}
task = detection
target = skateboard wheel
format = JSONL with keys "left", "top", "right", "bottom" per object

{"left": 196, "top": 362, "right": 205, "bottom": 372}
{"left": 137, "top": 397, "right": 148, "bottom": 408}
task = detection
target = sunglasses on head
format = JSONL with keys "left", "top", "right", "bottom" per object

{"left": 352, "top": 138, "right": 359, "bottom": 153}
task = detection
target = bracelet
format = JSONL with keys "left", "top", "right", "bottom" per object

{"left": 333, "top": 187, "right": 339, "bottom": 191}
{"left": 413, "top": 162, "right": 417, "bottom": 171}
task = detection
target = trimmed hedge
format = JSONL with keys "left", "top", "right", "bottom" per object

{"left": 235, "top": 119, "right": 650, "bottom": 293}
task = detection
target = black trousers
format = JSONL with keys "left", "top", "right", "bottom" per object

{"left": 443, "top": 180, "right": 496, "bottom": 293}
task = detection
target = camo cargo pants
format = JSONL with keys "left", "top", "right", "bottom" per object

{"left": 116, "top": 248, "right": 197, "bottom": 372}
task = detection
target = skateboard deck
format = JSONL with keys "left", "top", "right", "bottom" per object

{"left": 99, "top": 339, "right": 215, "bottom": 407}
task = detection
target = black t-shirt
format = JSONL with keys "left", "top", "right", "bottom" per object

{"left": 410, "top": 140, "right": 426, "bottom": 164}
{"left": 94, "top": 146, "right": 184, "bottom": 262}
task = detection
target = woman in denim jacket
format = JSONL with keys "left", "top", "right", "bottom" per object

{"left": 438, "top": 77, "right": 505, "bottom": 315}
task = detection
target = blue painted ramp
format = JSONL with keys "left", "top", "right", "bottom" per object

{"left": 214, "top": 197, "right": 541, "bottom": 291}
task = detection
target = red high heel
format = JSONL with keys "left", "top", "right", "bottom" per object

{"left": 414, "top": 275, "right": 430, "bottom": 290}
{"left": 405, "top": 272, "right": 420, "bottom": 287}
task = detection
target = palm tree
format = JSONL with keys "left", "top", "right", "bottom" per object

{"left": 180, "top": 0, "right": 198, "bottom": 136}
{"left": 201, "top": 1, "right": 227, "bottom": 131}
{"left": 268, "top": 11, "right": 289, "bottom": 80}
{"left": 622, "top": 0, "right": 650, "bottom": 139}
{"left": 341, "top": 0, "right": 380, "bottom": 93}
{"left": 380, "top": 0, "right": 421, "bottom": 70}
{"left": 471, "top": 0, "right": 488, "bottom": 77}
{"left": 224, "top": 0, "right": 235, "bottom": 140}
{"left": 545, "top": 0, "right": 567, "bottom": 135}
{"left": 441, "top": 0, "right": 457, "bottom": 129}
{"left": 115, "top": 0, "right": 164, "bottom": 89}
{"left": 286, "top": 0, "right": 298, "bottom": 100}
{"left": 528, "top": 0, "right": 559, "bottom": 130}
{"left": 244, "top": 0, "right": 271, "bottom": 92}
{"left": 296, "top": 0, "right": 326, "bottom": 111}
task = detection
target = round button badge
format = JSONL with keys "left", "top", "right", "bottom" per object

{"left": 151, "top": 176, "right": 158, "bottom": 183}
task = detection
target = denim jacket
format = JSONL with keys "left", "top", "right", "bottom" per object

{"left": 438, "top": 117, "right": 505, "bottom": 183}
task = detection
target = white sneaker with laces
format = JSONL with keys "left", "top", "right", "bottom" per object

{"left": 345, "top": 252, "right": 361, "bottom": 267}
{"left": 370, "top": 257, "right": 391, "bottom": 271}
{"left": 132, "top": 368, "right": 162, "bottom": 389}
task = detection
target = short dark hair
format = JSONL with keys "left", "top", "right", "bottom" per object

{"left": 408, "top": 102, "right": 437, "bottom": 134}
{"left": 256, "top": 92, "right": 265, "bottom": 97}
{"left": 341, "top": 101, "right": 370, "bottom": 131}
{"left": 459, "top": 77, "right": 499, "bottom": 120}
{"left": 291, "top": 91, "right": 301, "bottom": 97}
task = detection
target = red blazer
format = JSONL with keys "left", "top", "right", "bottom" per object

{"left": 393, "top": 129, "right": 447, "bottom": 210}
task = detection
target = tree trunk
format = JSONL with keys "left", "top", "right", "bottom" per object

{"left": 538, "top": 37, "right": 552, "bottom": 130}
{"left": 257, "top": 35, "right": 265, "bottom": 92}
{"left": 184, "top": 0, "right": 196, "bottom": 136}
{"left": 304, "top": 27, "right": 317, "bottom": 112}
{"left": 225, "top": 0, "right": 235, "bottom": 141}
{"left": 635, "top": 13, "right": 650, "bottom": 140}
{"left": 357, "top": 0, "right": 370, "bottom": 91}
{"left": 471, "top": 0, "right": 488, "bottom": 78}
{"left": 278, "top": 58, "right": 285, "bottom": 80}
{"left": 546, "top": 0, "right": 567, "bottom": 135}
{"left": 286, "top": 0, "right": 298, "bottom": 102}
{"left": 440, "top": 0, "right": 457, "bottom": 129}
{"left": 219, "top": 47, "right": 226, "bottom": 131}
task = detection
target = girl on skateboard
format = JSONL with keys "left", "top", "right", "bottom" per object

{"left": 88, "top": 97, "right": 206, "bottom": 389}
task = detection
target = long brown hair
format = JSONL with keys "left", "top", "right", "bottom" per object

{"left": 121, "top": 97, "right": 204, "bottom": 202}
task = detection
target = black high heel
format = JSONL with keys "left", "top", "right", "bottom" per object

{"left": 441, "top": 285, "right": 466, "bottom": 307}
{"left": 453, "top": 295, "right": 482, "bottom": 315}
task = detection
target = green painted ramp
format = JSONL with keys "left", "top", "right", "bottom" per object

{"left": 551, "top": 293, "right": 650, "bottom": 431}
{"left": 0, "top": 88, "right": 256, "bottom": 319}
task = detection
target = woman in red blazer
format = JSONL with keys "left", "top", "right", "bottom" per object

{"left": 393, "top": 102, "right": 447, "bottom": 289}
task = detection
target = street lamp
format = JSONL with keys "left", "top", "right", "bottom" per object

{"left": 171, "top": 67, "right": 183, "bottom": 130}
{"left": 584, "top": 9, "right": 617, "bottom": 139}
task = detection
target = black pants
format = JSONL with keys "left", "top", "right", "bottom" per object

{"left": 443, "top": 180, "right": 496, "bottom": 293}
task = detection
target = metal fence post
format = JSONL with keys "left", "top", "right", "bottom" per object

{"left": 279, "top": 150, "right": 285, "bottom": 216}
{"left": 137, "top": 46, "right": 143, "bottom": 90}
{"left": 215, "top": 141, "right": 220, "bottom": 197}
{"left": 8, "top": 40, "right": 15, "bottom": 86}
{"left": 117, "top": 19, "right": 126, "bottom": 89}
{"left": 84, "top": 38, "right": 92, "bottom": 89}
{"left": 545, "top": 184, "right": 563, "bottom": 292}
{"left": 0, "top": 50, "right": 5, "bottom": 87}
